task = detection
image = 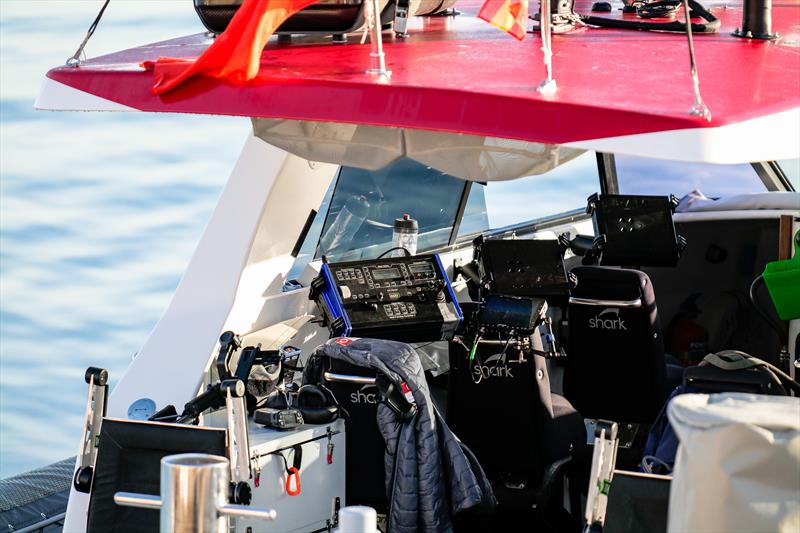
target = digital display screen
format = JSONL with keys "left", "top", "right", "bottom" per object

{"left": 372, "top": 267, "right": 402, "bottom": 280}
{"left": 409, "top": 263, "right": 434, "bottom": 275}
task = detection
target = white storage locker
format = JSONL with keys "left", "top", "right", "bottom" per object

{"left": 241, "top": 419, "right": 346, "bottom": 533}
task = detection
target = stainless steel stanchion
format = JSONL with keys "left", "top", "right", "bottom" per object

{"left": 115, "top": 453, "right": 276, "bottom": 533}
{"left": 366, "top": 0, "right": 391, "bottom": 76}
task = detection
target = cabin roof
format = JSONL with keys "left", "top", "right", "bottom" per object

{"left": 38, "top": 0, "right": 800, "bottom": 162}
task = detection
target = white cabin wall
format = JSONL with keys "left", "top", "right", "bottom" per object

{"left": 221, "top": 156, "right": 336, "bottom": 336}
{"left": 106, "top": 136, "right": 319, "bottom": 418}
{"left": 64, "top": 133, "right": 336, "bottom": 533}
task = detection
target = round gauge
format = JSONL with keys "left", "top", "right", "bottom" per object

{"left": 127, "top": 398, "right": 156, "bottom": 420}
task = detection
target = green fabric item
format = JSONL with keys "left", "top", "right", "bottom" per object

{"left": 762, "top": 229, "right": 800, "bottom": 320}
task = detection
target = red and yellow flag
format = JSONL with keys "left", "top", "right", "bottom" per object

{"left": 478, "top": 0, "right": 529, "bottom": 40}
{"left": 146, "top": 0, "right": 320, "bottom": 95}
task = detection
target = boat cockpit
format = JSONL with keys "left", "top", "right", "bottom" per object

{"left": 21, "top": 0, "right": 799, "bottom": 526}
{"left": 61, "top": 120, "right": 799, "bottom": 533}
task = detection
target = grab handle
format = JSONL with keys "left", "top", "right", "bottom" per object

{"left": 569, "top": 297, "right": 642, "bottom": 308}
{"left": 323, "top": 371, "right": 376, "bottom": 385}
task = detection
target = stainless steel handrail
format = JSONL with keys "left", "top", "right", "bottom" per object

{"left": 114, "top": 493, "right": 161, "bottom": 510}
{"left": 323, "top": 371, "right": 376, "bottom": 385}
{"left": 476, "top": 339, "right": 524, "bottom": 346}
{"left": 115, "top": 454, "right": 276, "bottom": 531}
{"left": 568, "top": 297, "right": 642, "bottom": 308}
{"left": 12, "top": 512, "right": 66, "bottom": 533}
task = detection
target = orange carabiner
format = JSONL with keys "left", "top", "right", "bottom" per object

{"left": 285, "top": 466, "right": 301, "bottom": 496}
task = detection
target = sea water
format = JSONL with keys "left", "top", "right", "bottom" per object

{"left": 0, "top": 1, "right": 248, "bottom": 477}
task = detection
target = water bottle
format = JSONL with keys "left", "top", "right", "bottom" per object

{"left": 392, "top": 214, "right": 418, "bottom": 257}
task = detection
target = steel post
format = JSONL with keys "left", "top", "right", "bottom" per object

{"left": 114, "top": 453, "right": 276, "bottom": 533}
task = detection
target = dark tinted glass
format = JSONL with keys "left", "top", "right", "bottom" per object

{"left": 318, "top": 159, "right": 466, "bottom": 262}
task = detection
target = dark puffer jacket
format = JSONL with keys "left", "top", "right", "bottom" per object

{"left": 304, "top": 337, "right": 496, "bottom": 533}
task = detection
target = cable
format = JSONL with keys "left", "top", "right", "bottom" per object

{"left": 469, "top": 334, "right": 483, "bottom": 384}
{"left": 749, "top": 275, "right": 786, "bottom": 340}
{"left": 499, "top": 336, "right": 512, "bottom": 360}
{"left": 637, "top": 0, "right": 680, "bottom": 18}
{"left": 376, "top": 246, "right": 411, "bottom": 259}
{"left": 580, "top": 0, "right": 719, "bottom": 33}
{"left": 271, "top": 450, "right": 290, "bottom": 472}
{"left": 67, "top": 0, "right": 112, "bottom": 67}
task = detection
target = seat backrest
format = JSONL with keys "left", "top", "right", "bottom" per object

{"left": 565, "top": 266, "right": 667, "bottom": 423}
{"left": 319, "top": 358, "right": 388, "bottom": 511}
{"left": 87, "top": 419, "right": 227, "bottom": 533}
{"left": 447, "top": 331, "right": 555, "bottom": 481}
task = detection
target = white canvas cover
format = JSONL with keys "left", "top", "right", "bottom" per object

{"left": 666, "top": 393, "right": 800, "bottom": 533}
{"left": 251, "top": 119, "right": 585, "bottom": 182}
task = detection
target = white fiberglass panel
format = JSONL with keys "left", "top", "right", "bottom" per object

{"left": 566, "top": 107, "right": 800, "bottom": 164}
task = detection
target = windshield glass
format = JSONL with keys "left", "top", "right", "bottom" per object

{"left": 317, "top": 158, "right": 467, "bottom": 262}
{"left": 483, "top": 151, "right": 599, "bottom": 230}
{"left": 615, "top": 156, "right": 765, "bottom": 198}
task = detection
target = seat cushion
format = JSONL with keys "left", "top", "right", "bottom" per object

{"left": 541, "top": 393, "right": 586, "bottom": 463}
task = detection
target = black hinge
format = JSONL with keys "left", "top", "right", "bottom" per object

{"left": 309, "top": 275, "right": 326, "bottom": 301}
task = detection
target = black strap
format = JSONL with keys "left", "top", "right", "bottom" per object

{"left": 292, "top": 445, "right": 303, "bottom": 471}
{"left": 272, "top": 445, "right": 303, "bottom": 473}
{"left": 581, "top": 0, "right": 720, "bottom": 33}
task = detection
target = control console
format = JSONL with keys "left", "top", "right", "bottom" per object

{"left": 310, "top": 254, "right": 463, "bottom": 342}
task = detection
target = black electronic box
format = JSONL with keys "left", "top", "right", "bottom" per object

{"left": 588, "top": 193, "right": 686, "bottom": 267}
{"left": 310, "top": 254, "right": 463, "bottom": 342}
{"left": 474, "top": 237, "right": 570, "bottom": 300}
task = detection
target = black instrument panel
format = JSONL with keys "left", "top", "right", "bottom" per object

{"left": 311, "top": 254, "right": 463, "bottom": 342}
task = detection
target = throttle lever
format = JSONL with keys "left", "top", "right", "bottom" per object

{"left": 216, "top": 331, "right": 242, "bottom": 381}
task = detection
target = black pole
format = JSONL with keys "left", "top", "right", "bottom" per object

{"left": 733, "top": 0, "right": 778, "bottom": 40}
{"left": 595, "top": 152, "right": 618, "bottom": 196}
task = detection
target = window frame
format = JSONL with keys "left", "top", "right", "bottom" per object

{"left": 447, "top": 181, "right": 474, "bottom": 246}
{"left": 752, "top": 161, "right": 796, "bottom": 192}
{"left": 596, "top": 152, "right": 619, "bottom": 195}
